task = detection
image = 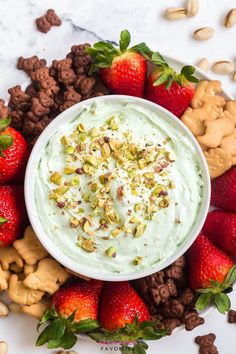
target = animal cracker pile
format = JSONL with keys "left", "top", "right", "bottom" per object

{"left": 0, "top": 226, "right": 69, "bottom": 319}
{"left": 181, "top": 80, "right": 236, "bottom": 179}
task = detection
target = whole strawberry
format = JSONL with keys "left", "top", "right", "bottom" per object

{"left": 99, "top": 281, "right": 150, "bottom": 331}
{"left": 202, "top": 210, "right": 236, "bottom": 258}
{"left": 87, "top": 30, "right": 152, "bottom": 97}
{"left": 145, "top": 53, "right": 198, "bottom": 117}
{"left": 211, "top": 167, "right": 236, "bottom": 213}
{"left": 36, "top": 279, "right": 103, "bottom": 349}
{"left": 0, "top": 118, "right": 28, "bottom": 184}
{"left": 187, "top": 234, "right": 236, "bottom": 314}
{"left": 0, "top": 185, "right": 27, "bottom": 246}
{"left": 52, "top": 279, "right": 103, "bottom": 322}
{"left": 89, "top": 281, "right": 166, "bottom": 354}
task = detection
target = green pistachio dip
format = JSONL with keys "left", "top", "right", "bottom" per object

{"left": 35, "top": 100, "right": 204, "bottom": 275}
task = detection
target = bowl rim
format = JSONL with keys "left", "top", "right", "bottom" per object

{"left": 24, "top": 94, "right": 211, "bottom": 281}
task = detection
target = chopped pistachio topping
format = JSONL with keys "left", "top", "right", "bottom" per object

{"left": 64, "top": 166, "right": 76, "bottom": 175}
{"left": 105, "top": 246, "right": 116, "bottom": 257}
{"left": 77, "top": 123, "right": 85, "bottom": 133}
{"left": 78, "top": 237, "right": 95, "bottom": 252}
{"left": 70, "top": 217, "right": 79, "bottom": 228}
{"left": 101, "top": 143, "right": 111, "bottom": 157}
{"left": 130, "top": 216, "right": 139, "bottom": 224}
{"left": 159, "top": 197, "right": 170, "bottom": 208}
{"left": 64, "top": 146, "right": 75, "bottom": 155}
{"left": 48, "top": 111, "right": 175, "bottom": 260}
{"left": 83, "top": 163, "right": 95, "bottom": 175}
{"left": 85, "top": 156, "right": 98, "bottom": 167}
{"left": 60, "top": 135, "right": 70, "bottom": 146}
{"left": 134, "top": 223, "right": 146, "bottom": 238}
{"left": 50, "top": 172, "right": 62, "bottom": 185}
{"left": 106, "top": 116, "right": 118, "bottom": 130}
{"left": 70, "top": 176, "right": 80, "bottom": 186}
{"left": 53, "top": 186, "right": 70, "bottom": 196}
{"left": 133, "top": 256, "right": 143, "bottom": 265}
{"left": 89, "top": 127, "right": 100, "bottom": 137}
{"left": 111, "top": 228, "right": 122, "bottom": 238}
{"left": 166, "top": 152, "right": 175, "bottom": 162}
{"left": 143, "top": 172, "right": 154, "bottom": 180}
{"left": 90, "top": 182, "right": 98, "bottom": 192}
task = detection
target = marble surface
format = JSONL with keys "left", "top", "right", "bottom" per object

{"left": 1, "top": 0, "right": 236, "bottom": 100}
{"left": 1, "top": 0, "right": 236, "bottom": 353}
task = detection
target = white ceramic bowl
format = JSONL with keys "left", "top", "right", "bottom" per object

{"left": 25, "top": 95, "right": 210, "bottom": 281}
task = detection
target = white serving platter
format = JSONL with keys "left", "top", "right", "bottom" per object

{"left": 0, "top": 55, "right": 234, "bottom": 354}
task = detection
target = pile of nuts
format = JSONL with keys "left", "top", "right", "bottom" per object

{"left": 165, "top": 0, "right": 199, "bottom": 20}
{"left": 5, "top": 43, "right": 108, "bottom": 147}
{"left": 165, "top": 1, "right": 236, "bottom": 81}
{"left": 132, "top": 255, "right": 205, "bottom": 334}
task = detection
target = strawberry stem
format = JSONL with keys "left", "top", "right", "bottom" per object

{"left": 86, "top": 29, "right": 152, "bottom": 75}
{"left": 88, "top": 315, "right": 167, "bottom": 354}
{"left": 195, "top": 265, "right": 236, "bottom": 314}
{"left": 150, "top": 52, "right": 199, "bottom": 89}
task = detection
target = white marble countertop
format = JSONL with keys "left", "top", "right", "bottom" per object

{"left": 1, "top": 1, "right": 236, "bottom": 353}
{"left": 1, "top": 0, "right": 236, "bottom": 100}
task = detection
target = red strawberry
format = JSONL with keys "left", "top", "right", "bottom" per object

{"left": 87, "top": 30, "right": 152, "bottom": 97}
{"left": 0, "top": 185, "right": 27, "bottom": 246}
{"left": 52, "top": 279, "right": 103, "bottom": 322}
{"left": 187, "top": 234, "right": 236, "bottom": 314}
{"left": 202, "top": 210, "right": 236, "bottom": 258}
{"left": 0, "top": 118, "right": 28, "bottom": 184}
{"left": 211, "top": 167, "right": 236, "bottom": 213}
{"left": 88, "top": 281, "right": 166, "bottom": 354}
{"left": 145, "top": 53, "right": 198, "bottom": 117}
{"left": 99, "top": 52, "right": 147, "bottom": 97}
{"left": 99, "top": 281, "right": 150, "bottom": 331}
{"left": 36, "top": 279, "right": 103, "bottom": 349}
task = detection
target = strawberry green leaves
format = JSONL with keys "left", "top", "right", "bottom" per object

{"left": 89, "top": 316, "right": 167, "bottom": 354}
{"left": 214, "top": 293, "right": 231, "bottom": 314}
{"left": 86, "top": 29, "right": 152, "bottom": 74}
{"left": 150, "top": 52, "right": 168, "bottom": 68}
{"left": 0, "top": 117, "right": 11, "bottom": 132}
{"left": 0, "top": 216, "right": 8, "bottom": 225}
{"left": 195, "top": 265, "right": 236, "bottom": 314}
{"left": 37, "top": 309, "right": 166, "bottom": 353}
{"left": 150, "top": 52, "right": 199, "bottom": 89}
{"left": 120, "top": 30, "right": 131, "bottom": 52}
{"left": 0, "top": 135, "right": 13, "bottom": 157}
{"left": 36, "top": 307, "right": 99, "bottom": 349}
{"left": 181, "top": 65, "right": 199, "bottom": 83}
{"left": 86, "top": 42, "right": 118, "bottom": 74}
{"left": 0, "top": 117, "right": 13, "bottom": 157}
{"left": 130, "top": 42, "right": 153, "bottom": 59}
